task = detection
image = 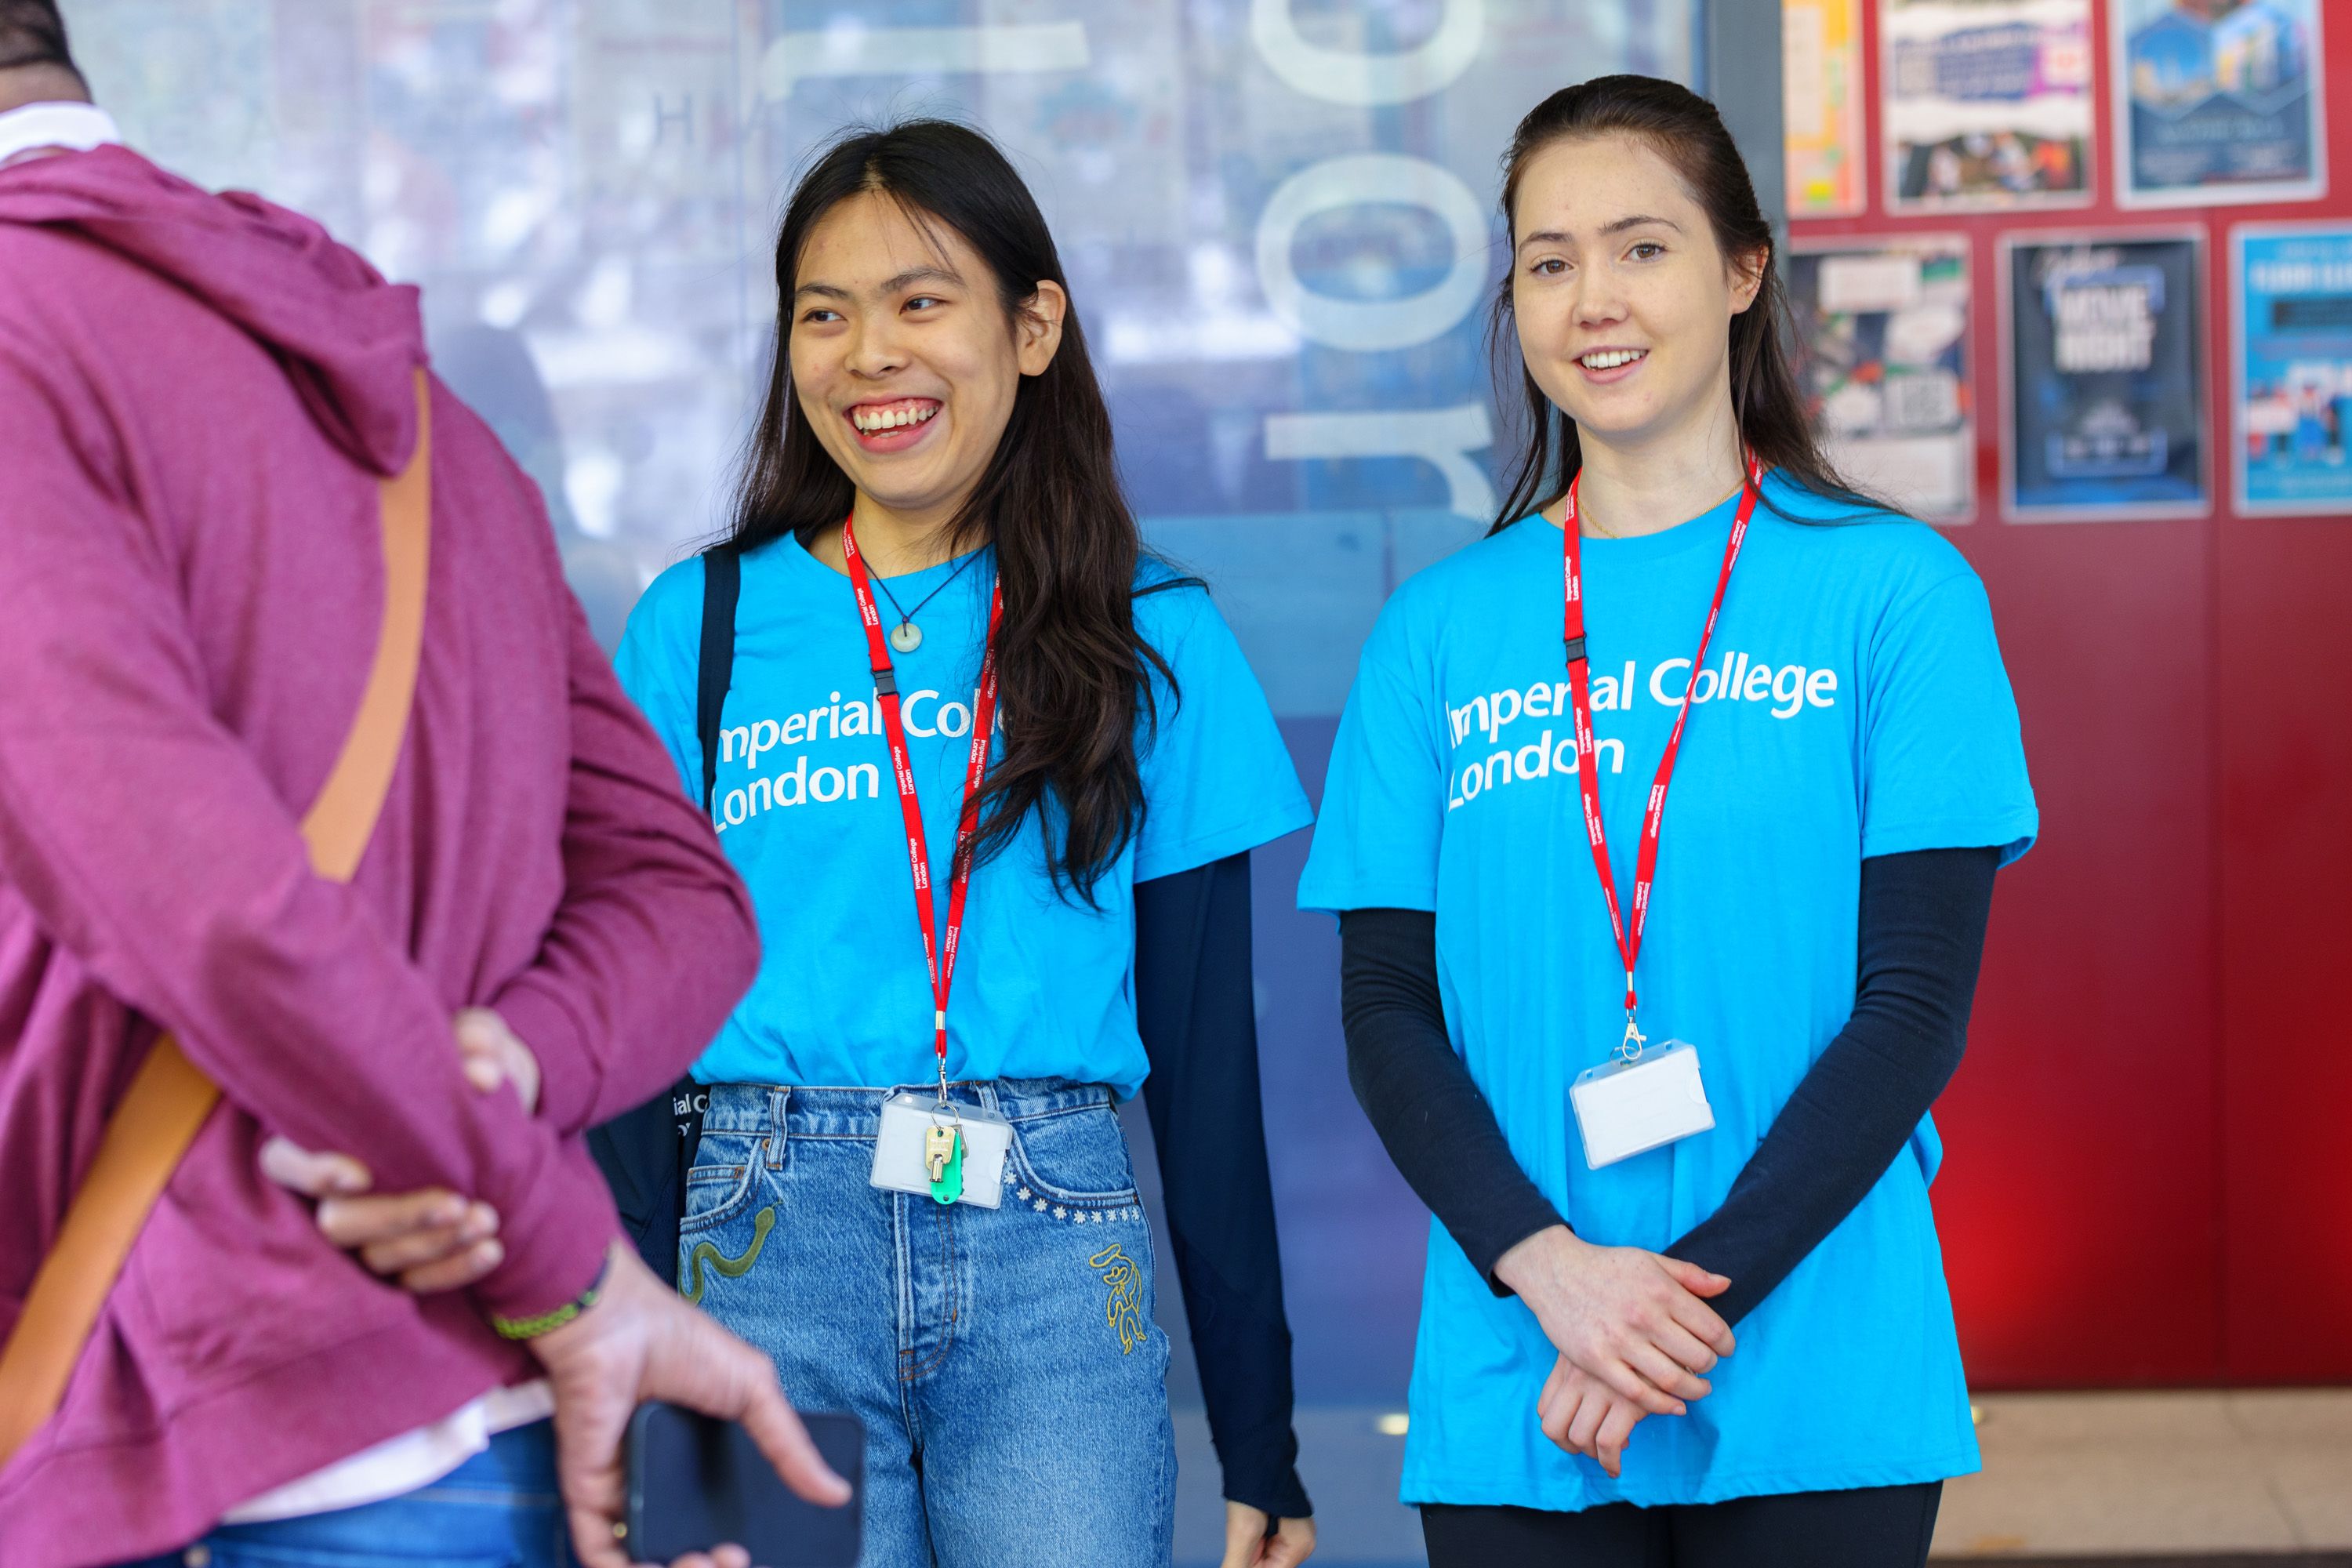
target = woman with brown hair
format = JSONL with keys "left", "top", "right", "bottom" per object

{"left": 1301, "top": 75, "right": 2037, "bottom": 1566}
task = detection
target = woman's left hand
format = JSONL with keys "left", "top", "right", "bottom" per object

{"left": 1222, "top": 1501, "right": 1316, "bottom": 1567}
{"left": 1538, "top": 1353, "right": 1649, "bottom": 1478}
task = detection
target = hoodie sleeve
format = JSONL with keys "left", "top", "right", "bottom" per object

{"left": 0, "top": 345, "right": 608, "bottom": 1324}
{"left": 486, "top": 586, "right": 759, "bottom": 1137}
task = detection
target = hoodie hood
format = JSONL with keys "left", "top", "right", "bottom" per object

{"left": 0, "top": 143, "right": 423, "bottom": 474}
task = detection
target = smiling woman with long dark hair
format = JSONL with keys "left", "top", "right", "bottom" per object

{"left": 612, "top": 120, "right": 1318, "bottom": 1568}
{"left": 728, "top": 130, "right": 1171, "bottom": 894}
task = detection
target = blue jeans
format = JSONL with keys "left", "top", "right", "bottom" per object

{"left": 684, "top": 1080, "right": 1177, "bottom": 1568}
{"left": 120, "top": 1422, "right": 575, "bottom": 1567}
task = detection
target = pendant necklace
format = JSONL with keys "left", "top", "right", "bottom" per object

{"left": 869, "top": 545, "right": 985, "bottom": 653}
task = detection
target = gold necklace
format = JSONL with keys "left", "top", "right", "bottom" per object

{"left": 1555, "top": 495, "right": 1620, "bottom": 538}
{"left": 1575, "top": 477, "right": 1744, "bottom": 539}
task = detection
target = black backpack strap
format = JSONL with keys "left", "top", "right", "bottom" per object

{"left": 697, "top": 546, "right": 742, "bottom": 816}
{"left": 590, "top": 547, "right": 738, "bottom": 1290}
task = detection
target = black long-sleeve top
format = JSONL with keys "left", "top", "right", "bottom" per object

{"left": 1134, "top": 850, "right": 1312, "bottom": 1521}
{"left": 1337, "top": 846, "right": 1999, "bottom": 1325}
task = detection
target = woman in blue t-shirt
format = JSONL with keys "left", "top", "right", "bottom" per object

{"left": 615, "top": 122, "right": 1317, "bottom": 1568}
{"left": 1299, "top": 77, "right": 2037, "bottom": 1566}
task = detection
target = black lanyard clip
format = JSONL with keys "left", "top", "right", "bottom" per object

{"left": 1563, "top": 635, "right": 1588, "bottom": 667}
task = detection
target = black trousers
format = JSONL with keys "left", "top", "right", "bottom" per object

{"left": 1421, "top": 1482, "right": 1942, "bottom": 1568}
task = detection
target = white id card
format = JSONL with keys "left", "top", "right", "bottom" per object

{"left": 869, "top": 1092, "right": 1012, "bottom": 1208}
{"left": 1570, "top": 1040, "right": 1715, "bottom": 1169}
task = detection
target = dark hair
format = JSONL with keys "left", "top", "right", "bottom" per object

{"left": 0, "top": 1, "right": 78, "bottom": 79}
{"left": 1488, "top": 74, "right": 1878, "bottom": 531}
{"left": 729, "top": 118, "right": 1174, "bottom": 902}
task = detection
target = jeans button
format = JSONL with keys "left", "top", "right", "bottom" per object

{"left": 183, "top": 1548, "right": 212, "bottom": 1568}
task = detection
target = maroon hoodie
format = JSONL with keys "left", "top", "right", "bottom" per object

{"left": 0, "top": 145, "right": 757, "bottom": 1566}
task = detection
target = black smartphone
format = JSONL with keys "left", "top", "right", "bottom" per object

{"left": 623, "top": 1401, "right": 864, "bottom": 1567}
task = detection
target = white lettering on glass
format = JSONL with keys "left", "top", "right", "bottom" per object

{"left": 1265, "top": 404, "right": 1497, "bottom": 521}
{"left": 1248, "top": 0, "right": 1483, "bottom": 106}
{"left": 1254, "top": 154, "right": 1489, "bottom": 353}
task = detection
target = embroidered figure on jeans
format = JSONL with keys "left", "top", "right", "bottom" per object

{"left": 683, "top": 1206, "right": 775, "bottom": 1303}
{"left": 1091, "top": 1243, "right": 1146, "bottom": 1354}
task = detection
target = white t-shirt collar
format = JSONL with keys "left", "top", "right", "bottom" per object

{"left": 0, "top": 101, "right": 121, "bottom": 168}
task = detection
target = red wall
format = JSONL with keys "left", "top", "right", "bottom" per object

{"left": 1791, "top": 1, "right": 2352, "bottom": 1387}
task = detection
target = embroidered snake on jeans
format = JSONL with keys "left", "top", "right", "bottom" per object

{"left": 683, "top": 1206, "right": 776, "bottom": 1302}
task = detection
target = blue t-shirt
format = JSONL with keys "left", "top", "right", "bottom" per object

{"left": 618, "top": 532, "right": 1311, "bottom": 1097}
{"left": 1298, "top": 473, "right": 2037, "bottom": 1510}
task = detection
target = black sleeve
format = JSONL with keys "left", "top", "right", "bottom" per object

{"left": 1669, "top": 846, "right": 2001, "bottom": 1325}
{"left": 1337, "top": 908, "right": 1566, "bottom": 1297}
{"left": 1134, "top": 851, "right": 1312, "bottom": 1522}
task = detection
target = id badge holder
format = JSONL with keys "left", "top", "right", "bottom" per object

{"left": 1570, "top": 1038, "right": 1715, "bottom": 1170}
{"left": 870, "top": 1092, "right": 1011, "bottom": 1208}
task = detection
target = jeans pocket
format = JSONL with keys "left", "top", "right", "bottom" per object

{"left": 681, "top": 1131, "right": 771, "bottom": 1234}
{"left": 1009, "top": 1104, "right": 1140, "bottom": 1207}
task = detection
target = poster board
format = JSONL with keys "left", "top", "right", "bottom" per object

{"left": 1882, "top": 0, "right": 2096, "bottom": 212}
{"left": 2000, "top": 228, "right": 2210, "bottom": 520}
{"left": 2114, "top": 0, "right": 2328, "bottom": 209}
{"left": 1787, "top": 0, "right": 1869, "bottom": 216}
{"left": 1789, "top": 234, "right": 1976, "bottom": 520}
{"left": 2231, "top": 223, "right": 2352, "bottom": 514}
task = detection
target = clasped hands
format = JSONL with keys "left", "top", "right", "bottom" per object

{"left": 1491, "top": 1225, "right": 1736, "bottom": 1479}
{"left": 259, "top": 1008, "right": 537, "bottom": 1291}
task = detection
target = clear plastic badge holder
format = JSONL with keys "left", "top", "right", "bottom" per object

{"left": 871, "top": 1091, "right": 1012, "bottom": 1208}
{"left": 1570, "top": 1038, "right": 1715, "bottom": 1170}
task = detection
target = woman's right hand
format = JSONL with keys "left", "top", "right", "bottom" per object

{"left": 1494, "top": 1225, "right": 1735, "bottom": 1415}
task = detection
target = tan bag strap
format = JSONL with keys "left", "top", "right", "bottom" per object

{"left": 0, "top": 370, "right": 434, "bottom": 1469}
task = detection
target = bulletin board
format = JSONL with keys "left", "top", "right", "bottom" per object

{"left": 1788, "top": 0, "right": 2352, "bottom": 1387}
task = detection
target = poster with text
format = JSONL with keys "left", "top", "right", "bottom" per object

{"left": 2234, "top": 225, "right": 2352, "bottom": 514}
{"left": 2116, "top": 0, "right": 2328, "bottom": 208}
{"left": 2003, "top": 232, "right": 2208, "bottom": 520}
{"left": 1882, "top": 0, "right": 2095, "bottom": 211}
{"left": 1789, "top": 237, "right": 1975, "bottom": 519}
{"left": 1787, "top": 0, "right": 1868, "bottom": 215}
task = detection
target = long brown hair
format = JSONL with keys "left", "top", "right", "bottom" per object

{"left": 729, "top": 119, "right": 1179, "bottom": 902}
{"left": 1488, "top": 74, "right": 1880, "bottom": 532}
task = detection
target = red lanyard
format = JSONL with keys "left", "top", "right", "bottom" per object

{"left": 1562, "top": 457, "right": 1762, "bottom": 1058}
{"left": 841, "top": 517, "right": 1003, "bottom": 1094}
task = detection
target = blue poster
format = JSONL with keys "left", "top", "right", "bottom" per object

{"left": 2005, "top": 233, "right": 2209, "bottom": 520}
{"left": 2115, "top": 0, "right": 2328, "bottom": 207}
{"left": 2234, "top": 225, "right": 2352, "bottom": 514}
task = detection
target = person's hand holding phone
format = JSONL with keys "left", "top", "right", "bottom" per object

{"left": 529, "top": 1241, "right": 852, "bottom": 1568}
{"left": 258, "top": 1011, "right": 842, "bottom": 1566}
